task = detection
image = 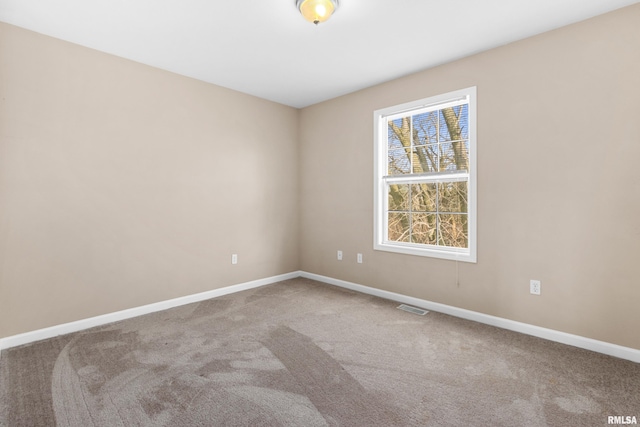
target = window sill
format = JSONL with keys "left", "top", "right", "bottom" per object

{"left": 374, "top": 241, "right": 476, "bottom": 263}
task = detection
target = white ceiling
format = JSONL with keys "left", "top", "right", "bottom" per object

{"left": 1, "top": 0, "right": 637, "bottom": 108}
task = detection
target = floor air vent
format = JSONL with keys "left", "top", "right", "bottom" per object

{"left": 397, "top": 304, "right": 429, "bottom": 315}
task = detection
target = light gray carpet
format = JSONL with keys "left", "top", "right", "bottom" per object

{"left": 1, "top": 278, "right": 639, "bottom": 426}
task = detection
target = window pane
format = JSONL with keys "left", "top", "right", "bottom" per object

{"left": 388, "top": 213, "right": 410, "bottom": 242}
{"left": 412, "top": 145, "right": 438, "bottom": 173}
{"left": 458, "top": 140, "right": 470, "bottom": 171}
{"left": 439, "top": 142, "right": 469, "bottom": 172}
{"left": 459, "top": 105, "right": 469, "bottom": 140}
{"left": 388, "top": 148, "right": 411, "bottom": 175}
{"left": 438, "top": 214, "right": 468, "bottom": 248}
{"left": 411, "top": 183, "right": 436, "bottom": 212}
{"left": 438, "top": 182, "right": 468, "bottom": 213}
{"left": 388, "top": 184, "right": 409, "bottom": 211}
{"left": 411, "top": 213, "right": 436, "bottom": 245}
{"left": 388, "top": 117, "right": 411, "bottom": 150}
{"left": 412, "top": 111, "right": 438, "bottom": 146}
{"left": 439, "top": 104, "right": 468, "bottom": 142}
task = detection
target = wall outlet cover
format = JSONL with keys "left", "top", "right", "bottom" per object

{"left": 530, "top": 280, "right": 541, "bottom": 295}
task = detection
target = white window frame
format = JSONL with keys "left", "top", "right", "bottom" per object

{"left": 373, "top": 87, "right": 477, "bottom": 263}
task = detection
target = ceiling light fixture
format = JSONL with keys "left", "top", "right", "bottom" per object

{"left": 296, "top": 0, "right": 339, "bottom": 25}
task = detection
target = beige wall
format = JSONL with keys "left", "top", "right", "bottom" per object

{"left": 299, "top": 4, "right": 640, "bottom": 350}
{"left": 0, "top": 23, "right": 299, "bottom": 338}
{"left": 2, "top": 4, "right": 639, "bottom": 351}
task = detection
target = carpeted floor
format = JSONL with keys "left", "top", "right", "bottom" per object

{"left": 1, "top": 278, "right": 639, "bottom": 426}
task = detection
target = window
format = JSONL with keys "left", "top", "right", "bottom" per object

{"left": 374, "top": 87, "right": 476, "bottom": 262}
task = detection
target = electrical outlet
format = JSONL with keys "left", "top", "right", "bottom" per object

{"left": 232, "top": 254, "right": 238, "bottom": 265}
{"left": 337, "top": 250, "right": 343, "bottom": 261}
{"left": 357, "top": 253, "right": 363, "bottom": 263}
{"left": 530, "top": 279, "right": 541, "bottom": 295}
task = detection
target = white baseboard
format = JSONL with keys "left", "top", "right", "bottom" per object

{"left": 300, "top": 271, "right": 640, "bottom": 364}
{"left": 0, "top": 271, "right": 301, "bottom": 351}
{"left": 3, "top": 270, "right": 639, "bottom": 364}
